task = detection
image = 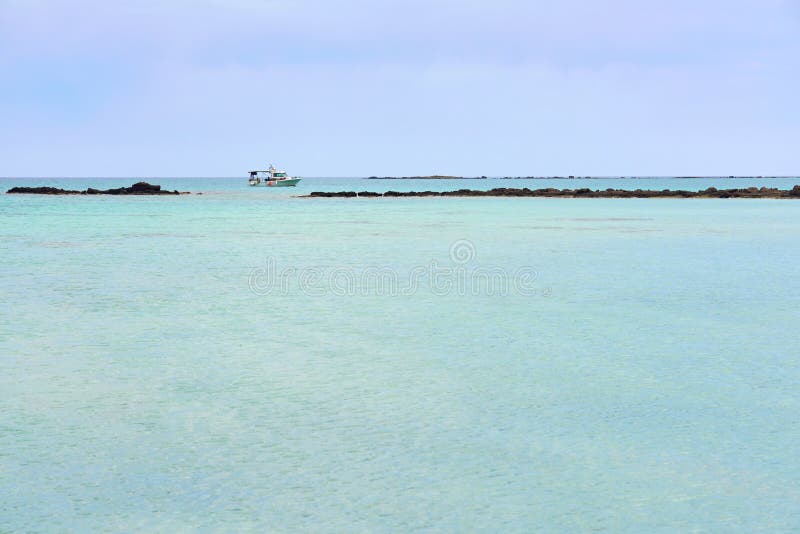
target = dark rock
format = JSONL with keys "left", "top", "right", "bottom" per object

{"left": 308, "top": 191, "right": 356, "bottom": 197}
{"left": 7, "top": 186, "right": 80, "bottom": 194}
{"left": 131, "top": 182, "right": 161, "bottom": 192}
{"left": 302, "top": 185, "right": 800, "bottom": 199}
{"left": 7, "top": 182, "right": 186, "bottom": 195}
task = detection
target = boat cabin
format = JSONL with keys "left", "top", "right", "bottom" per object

{"left": 249, "top": 166, "right": 287, "bottom": 179}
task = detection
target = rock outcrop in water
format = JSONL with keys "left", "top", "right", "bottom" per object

{"left": 367, "top": 179, "right": 478, "bottom": 180}
{"left": 304, "top": 186, "right": 800, "bottom": 199}
{"left": 7, "top": 182, "right": 186, "bottom": 195}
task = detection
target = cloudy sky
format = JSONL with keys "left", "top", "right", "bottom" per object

{"left": 1, "top": 0, "right": 798, "bottom": 176}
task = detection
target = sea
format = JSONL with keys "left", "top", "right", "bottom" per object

{"left": 1, "top": 177, "right": 799, "bottom": 532}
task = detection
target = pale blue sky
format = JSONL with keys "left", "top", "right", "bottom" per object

{"left": 1, "top": 0, "right": 798, "bottom": 176}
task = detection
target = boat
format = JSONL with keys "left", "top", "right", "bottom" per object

{"left": 248, "top": 165, "right": 301, "bottom": 187}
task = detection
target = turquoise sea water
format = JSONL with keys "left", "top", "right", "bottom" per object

{"left": 2, "top": 178, "right": 800, "bottom": 531}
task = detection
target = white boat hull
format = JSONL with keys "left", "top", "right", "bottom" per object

{"left": 249, "top": 178, "right": 301, "bottom": 187}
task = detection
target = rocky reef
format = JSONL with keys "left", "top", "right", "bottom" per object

{"left": 305, "top": 186, "right": 800, "bottom": 199}
{"left": 367, "top": 179, "right": 478, "bottom": 180}
{"left": 7, "top": 182, "right": 187, "bottom": 195}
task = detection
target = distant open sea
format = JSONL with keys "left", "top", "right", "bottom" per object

{"left": 1, "top": 177, "right": 799, "bottom": 531}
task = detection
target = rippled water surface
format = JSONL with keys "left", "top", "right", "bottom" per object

{"left": 1, "top": 178, "right": 799, "bottom": 531}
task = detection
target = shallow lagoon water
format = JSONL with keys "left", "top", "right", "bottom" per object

{"left": 1, "top": 178, "right": 799, "bottom": 531}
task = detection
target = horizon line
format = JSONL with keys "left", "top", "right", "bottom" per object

{"left": 2, "top": 175, "right": 799, "bottom": 180}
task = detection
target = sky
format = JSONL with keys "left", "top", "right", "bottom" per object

{"left": 1, "top": 0, "right": 798, "bottom": 177}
